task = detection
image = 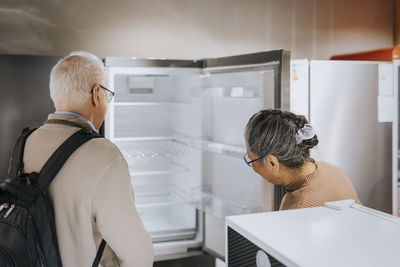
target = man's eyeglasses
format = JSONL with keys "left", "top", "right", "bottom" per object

{"left": 91, "top": 85, "right": 115, "bottom": 103}
{"left": 244, "top": 153, "right": 266, "bottom": 167}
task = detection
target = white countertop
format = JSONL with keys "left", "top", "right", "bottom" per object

{"left": 226, "top": 202, "right": 400, "bottom": 267}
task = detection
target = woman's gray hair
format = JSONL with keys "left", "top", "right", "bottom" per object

{"left": 245, "top": 109, "right": 318, "bottom": 168}
{"left": 49, "top": 51, "right": 106, "bottom": 110}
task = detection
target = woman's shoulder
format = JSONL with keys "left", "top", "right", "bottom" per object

{"left": 315, "top": 161, "right": 349, "bottom": 177}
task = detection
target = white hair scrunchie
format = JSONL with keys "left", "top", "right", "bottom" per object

{"left": 295, "top": 124, "right": 315, "bottom": 144}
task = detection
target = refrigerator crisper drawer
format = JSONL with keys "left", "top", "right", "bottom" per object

{"left": 227, "top": 227, "right": 285, "bottom": 267}
{"left": 135, "top": 184, "right": 197, "bottom": 243}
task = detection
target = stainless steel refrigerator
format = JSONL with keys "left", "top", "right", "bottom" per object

{"left": 291, "top": 59, "right": 393, "bottom": 214}
{"left": 103, "top": 50, "right": 290, "bottom": 262}
{"left": 0, "top": 55, "right": 61, "bottom": 181}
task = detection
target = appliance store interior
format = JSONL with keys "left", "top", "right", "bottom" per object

{"left": 1, "top": 1, "right": 399, "bottom": 266}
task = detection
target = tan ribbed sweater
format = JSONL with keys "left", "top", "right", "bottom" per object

{"left": 279, "top": 161, "right": 361, "bottom": 210}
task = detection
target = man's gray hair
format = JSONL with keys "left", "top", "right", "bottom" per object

{"left": 49, "top": 51, "right": 106, "bottom": 110}
{"left": 245, "top": 109, "right": 318, "bottom": 168}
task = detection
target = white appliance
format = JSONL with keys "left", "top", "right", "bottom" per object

{"left": 226, "top": 200, "right": 400, "bottom": 267}
{"left": 392, "top": 59, "right": 400, "bottom": 217}
{"left": 104, "top": 50, "right": 290, "bottom": 261}
{"left": 290, "top": 60, "right": 393, "bottom": 214}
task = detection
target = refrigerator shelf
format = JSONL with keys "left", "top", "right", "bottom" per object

{"left": 191, "top": 185, "right": 262, "bottom": 219}
{"left": 134, "top": 184, "right": 191, "bottom": 208}
{"left": 129, "top": 162, "right": 189, "bottom": 176}
{"left": 113, "top": 136, "right": 172, "bottom": 142}
{"left": 191, "top": 138, "right": 245, "bottom": 158}
{"left": 192, "top": 85, "right": 260, "bottom": 98}
{"left": 113, "top": 101, "right": 191, "bottom": 106}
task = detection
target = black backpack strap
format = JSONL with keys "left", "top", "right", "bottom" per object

{"left": 36, "top": 129, "right": 101, "bottom": 193}
{"left": 92, "top": 239, "right": 107, "bottom": 267}
{"left": 7, "top": 127, "right": 37, "bottom": 178}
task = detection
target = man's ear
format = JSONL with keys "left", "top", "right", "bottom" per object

{"left": 91, "top": 85, "right": 100, "bottom": 106}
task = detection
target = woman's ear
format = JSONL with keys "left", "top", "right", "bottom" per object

{"left": 265, "top": 155, "right": 279, "bottom": 171}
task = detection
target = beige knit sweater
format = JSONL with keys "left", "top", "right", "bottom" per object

{"left": 279, "top": 161, "right": 361, "bottom": 210}
{"left": 23, "top": 114, "right": 153, "bottom": 267}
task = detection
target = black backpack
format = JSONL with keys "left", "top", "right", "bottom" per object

{"left": 0, "top": 127, "right": 106, "bottom": 267}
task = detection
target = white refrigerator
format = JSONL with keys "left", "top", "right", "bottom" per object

{"left": 290, "top": 60, "right": 393, "bottom": 214}
{"left": 103, "top": 50, "right": 290, "bottom": 261}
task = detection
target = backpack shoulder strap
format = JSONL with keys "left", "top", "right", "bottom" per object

{"left": 92, "top": 239, "right": 107, "bottom": 267}
{"left": 7, "top": 127, "right": 37, "bottom": 178}
{"left": 37, "top": 129, "right": 101, "bottom": 193}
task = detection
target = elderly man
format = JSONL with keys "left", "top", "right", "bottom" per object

{"left": 23, "top": 51, "right": 153, "bottom": 266}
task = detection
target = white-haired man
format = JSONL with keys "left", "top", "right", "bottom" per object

{"left": 22, "top": 51, "right": 154, "bottom": 266}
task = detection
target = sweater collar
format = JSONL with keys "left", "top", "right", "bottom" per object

{"left": 284, "top": 162, "right": 319, "bottom": 192}
{"left": 47, "top": 113, "right": 95, "bottom": 132}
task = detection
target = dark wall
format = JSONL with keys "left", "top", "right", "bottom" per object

{"left": 0, "top": 55, "right": 60, "bottom": 179}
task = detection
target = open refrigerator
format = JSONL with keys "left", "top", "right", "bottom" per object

{"left": 103, "top": 50, "right": 290, "bottom": 261}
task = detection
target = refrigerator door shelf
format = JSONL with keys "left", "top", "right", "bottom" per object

{"left": 192, "top": 86, "right": 260, "bottom": 98}
{"left": 191, "top": 185, "right": 262, "bottom": 219}
{"left": 191, "top": 138, "right": 245, "bottom": 159}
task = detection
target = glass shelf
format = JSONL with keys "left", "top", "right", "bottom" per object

{"left": 113, "top": 101, "right": 190, "bottom": 106}
{"left": 118, "top": 140, "right": 189, "bottom": 176}
{"left": 134, "top": 185, "right": 191, "bottom": 208}
{"left": 113, "top": 136, "right": 172, "bottom": 142}
{"left": 191, "top": 185, "right": 262, "bottom": 219}
{"left": 129, "top": 162, "right": 189, "bottom": 176}
{"left": 192, "top": 86, "right": 259, "bottom": 98}
{"left": 113, "top": 129, "right": 173, "bottom": 140}
{"left": 191, "top": 138, "right": 245, "bottom": 158}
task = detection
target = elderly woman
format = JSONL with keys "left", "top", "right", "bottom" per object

{"left": 244, "top": 109, "right": 360, "bottom": 210}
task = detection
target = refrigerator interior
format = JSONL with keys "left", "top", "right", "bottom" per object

{"left": 105, "top": 62, "right": 279, "bottom": 260}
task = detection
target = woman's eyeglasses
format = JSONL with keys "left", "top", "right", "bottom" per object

{"left": 244, "top": 153, "right": 266, "bottom": 167}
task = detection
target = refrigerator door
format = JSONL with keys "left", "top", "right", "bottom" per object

{"left": 196, "top": 50, "right": 290, "bottom": 259}
{"left": 0, "top": 55, "right": 60, "bottom": 181}
{"left": 310, "top": 60, "right": 392, "bottom": 213}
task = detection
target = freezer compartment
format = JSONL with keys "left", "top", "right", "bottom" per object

{"left": 191, "top": 185, "right": 262, "bottom": 219}
{"left": 117, "top": 140, "right": 189, "bottom": 176}
{"left": 135, "top": 184, "right": 197, "bottom": 243}
{"left": 114, "top": 74, "right": 173, "bottom": 103}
